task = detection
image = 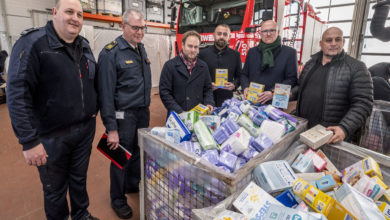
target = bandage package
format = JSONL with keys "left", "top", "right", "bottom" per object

{"left": 179, "top": 110, "right": 199, "bottom": 132}
{"left": 194, "top": 120, "right": 218, "bottom": 150}
{"left": 335, "top": 183, "right": 385, "bottom": 220}
{"left": 353, "top": 174, "right": 385, "bottom": 201}
{"left": 259, "top": 120, "right": 285, "bottom": 143}
{"left": 315, "top": 175, "right": 338, "bottom": 192}
{"left": 233, "top": 181, "right": 282, "bottom": 219}
{"left": 246, "top": 82, "right": 265, "bottom": 104}
{"left": 342, "top": 156, "right": 383, "bottom": 180}
{"left": 292, "top": 153, "right": 315, "bottom": 173}
{"left": 264, "top": 204, "right": 327, "bottom": 220}
{"left": 304, "top": 149, "right": 327, "bottom": 171}
{"left": 253, "top": 160, "right": 297, "bottom": 193}
{"left": 191, "top": 103, "right": 209, "bottom": 116}
{"left": 220, "top": 127, "right": 251, "bottom": 155}
{"left": 299, "top": 125, "right": 333, "bottom": 150}
{"left": 292, "top": 178, "right": 357, "bottom": 220}
{"left": 272, "top": 83, "right": 291, "bottom": 109}
{"left": 376, "top": 201, "right": 390, "bottom": 220}
{"left": 166, "top": 111, "right": 192, "bottom": 142}
{"left": 215, "top": 69, "right": 228, "bottom": 88}
{"left": 237, "top": 114, "right": 261, "bottom": 137}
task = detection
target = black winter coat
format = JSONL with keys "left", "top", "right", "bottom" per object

{"left": 293, "top": 51, "right": 373, "bottom": 138}
{"left": 159, "top": 56, "right": 215, "bottom": 113}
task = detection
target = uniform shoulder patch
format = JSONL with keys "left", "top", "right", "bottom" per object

{"left": 105, "top": 40, "right": 118, "bottom": 50}
{"left": 21, "top": 27, "right": 39, "bottom": 36}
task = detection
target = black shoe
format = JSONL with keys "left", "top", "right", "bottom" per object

{"left": 81, "top": 212, "right": 99, "bottom": 220}
{"left": 111, "top": 203, "right": 133, "bottom": 219}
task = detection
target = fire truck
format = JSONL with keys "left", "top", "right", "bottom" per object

{"left": 170, "top": 0, "right": 326, "bottom": 65}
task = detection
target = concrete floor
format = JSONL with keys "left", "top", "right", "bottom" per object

{"left": 0, "top": 88, "right": 166, "bottom": 220}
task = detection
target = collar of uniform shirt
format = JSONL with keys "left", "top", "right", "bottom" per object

{"left": 121, "top": 36, "right": 138, "bottom": 51}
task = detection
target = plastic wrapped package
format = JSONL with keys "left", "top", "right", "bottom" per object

{"left": 140, "top": 116, "right": 307, "bottom": 220}
{"left": 194, "top": 120, "right": 218, "bottom": 150}
{"left": 212, "top": 126, "right": 230, "bottom": 145}
{"left": 220, "top": 127, "right": 251, "bottom": 155}
{"left": 220, "top": 119, "right": 240, "bottom": 135}
{"left": 237, "top": 114, "right": 261, "bottom": 137}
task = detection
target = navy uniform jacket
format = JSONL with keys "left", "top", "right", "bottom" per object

{"left": 159, "top": 55, "right": 215, "bottom": 113}
{"left": 241, "top": 45, "right": 298, "bottom": 91}
{"left": 97, "top": 36, "right": 151, "bottom": 132}
{"left": 198, "top": 45, "right": 241, "bottom": 107}
{"left": 7, "top": 21, "right": 98, "bottom": 150}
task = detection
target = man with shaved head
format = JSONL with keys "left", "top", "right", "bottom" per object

{"left": 241, "top": 19, "right": 298, "bottom": 104}
{"left": 7, "top": 0, "right": 99, "bottom": 219}
{"left": 292, "top": 27, "right": 373, "bottom": 144}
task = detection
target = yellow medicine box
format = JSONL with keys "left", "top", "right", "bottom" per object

{"left": 246, "top": 82, "right": 264, "bottom": 104}
{"left": 292, "top": 178, "right": 357, "bottom": 220}
{"left": 215, "top": 69, "right": 228, "bottom": 88}
{"left": 343, "top": 156, "right": 383, "bottom": 180}
{"left": 377, "top": 201, "right": 390, "bottom": 220}
{"left": 191, "top": 104, "right": 209, "bottom": 116}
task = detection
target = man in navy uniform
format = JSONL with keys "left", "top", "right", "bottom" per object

{"left": 7, "top": 0, "right": 99, "bottom": 219}
{"left": 198, "top": 24, "right": 241, "bottom": 107}
{"left": 97, "top": 9, "right": 151, "bottom": 219}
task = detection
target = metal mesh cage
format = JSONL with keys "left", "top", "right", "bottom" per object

{"left": 139, "top": 118, "right": 307, "bottom": 220}
{"left": 360, "top": 100, "right": 390, "bottom": 155}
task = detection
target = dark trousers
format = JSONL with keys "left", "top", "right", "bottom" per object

{"left": 110, "top": 107, "right": 150, "bottom": 207}
{"left": 38, "top": 118, "right": 96, "bottom": 220}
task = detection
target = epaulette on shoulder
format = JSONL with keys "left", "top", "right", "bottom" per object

{"left": 20, "top": 27, "right": 39, "bottom": 36}
{"left": 105, "top": 40, "right": 118, "bottom": 50}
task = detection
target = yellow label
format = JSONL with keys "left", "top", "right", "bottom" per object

{"left": 361, "top": 157, "right": 383, "bottom": 179}
{"left": 292, "top": 178, "right": 357, "bottom": 219}
{"left": 215, "top": 69, "right": 228, "bottom": 87}
{"left": 125, "top": 60, "right": 133, "bottom": 64}
{"left": 191, "top": 104, "right": 209, "bottom": 116}
{"left": 377, "top": 201, "right": 390, "bottom": 220}
{"left": 246, "top": 82, "right": 264, "bottom": 104}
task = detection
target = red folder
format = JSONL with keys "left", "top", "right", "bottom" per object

{"left": 97, "top": 133, "right": 131, "bottom": 169}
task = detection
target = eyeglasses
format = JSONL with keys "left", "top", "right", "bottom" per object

{"left": 260, "top": 29, "right": 277, "bottom": 35}
{"left": 124, "top": 23, "right": 146, "bottom": 31}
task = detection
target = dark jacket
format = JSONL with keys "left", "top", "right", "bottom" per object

{"left": 293, "top": 51, "right": 374, "bottom": 138}
{"left": 159, "top": 55, "right": 215, "bottom": 113}
{"left": 0, "top": 50, "right": 8, "bottom": 73}
{"left": 7, "top": 21, "right": 98, "bottom": 150}
{"left": 369, "top": 62, "right": 390, "bottom": 101}
{"left": 97, "top": 36, "right": 152, "bottom": 132}
{"left": 240, "top": 45, "right": 298, "bottom": 91}
{"left": 198, "top": 45, "right": 241, "bottom": 107}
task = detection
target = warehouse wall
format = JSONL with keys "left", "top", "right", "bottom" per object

{"left": 0, "top": 0, "right": 175, "bottom": 87}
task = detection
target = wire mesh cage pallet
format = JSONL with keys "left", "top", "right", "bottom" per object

{"left": 360, "top": 100, "right": 390, "bottom": 155}
{"left": 192, "top": 141, "right": 390, "bottom": 220}
{"left": 138, "top": 118, "right": 307, "bottom": 220}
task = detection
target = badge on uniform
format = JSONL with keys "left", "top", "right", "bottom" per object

{"left": 125, "top": 60, "right": 133, "bottom": 64}
{"left": 115, "top": 111, "right": 124, "bottom": 119}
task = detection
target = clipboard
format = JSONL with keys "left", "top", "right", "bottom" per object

{"left": 97, "top": 133, "right": 132, "bottom": 169}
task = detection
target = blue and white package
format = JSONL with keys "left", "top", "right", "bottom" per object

{"left": 277, "top": 117, "right": 296, "bottom": 134}
{"left": 253, "top": 160, "right": 297, "bottom": 193}
{"left": 264, "top": 105, "right": 298, "bottom": 126}
{"left": 218, "top": 150, "right": 238, "bottom": 171}
{"left": 165, "top": 128, "right": 181, "bottom": 144}
{"left": 220, "top": 144, "right": 233, "bottom": 153}
{"left": 275, "top": 190, "right": 299, "bottom": 208}
{"left": 239, "top": 146, "right": 259, "bottom": 162}
{"left": 316, "top": 174, "right": 338, "bottom": 192}
{"left": 230, "top": 105, "right": 242, "bottom": 115}
{"left": 201, "top": 149, "right": 219, "bottom": 165}
{"left": 221, "top": 119, "right": 240, "bottom": 135}
{"left": 291, "top": 153, "right": 315, "bottom": 173}
{"left": 166, "top": 111, "right": 192, "bottom": 142}
{"left": 227, "top": 111, "right": 240, "bottom": 121}
{"left": 212, "top": 126, "right": 230, "bottom": 144}
{"left": 234, "top": 157, "right": 247, "bottom": 171}
{"left": 248, "top": 109, "right": 268, "bottom": 126}
{"left": 251, "top": 133, "right": 274, "bottom": 152}
{"left": 180, "top": 141, "right": 202, "bottom": 156}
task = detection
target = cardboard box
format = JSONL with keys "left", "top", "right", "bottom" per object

{"left": 300, "top": 125, "right": 333, "bottom": 150}
{"left": 246, "top": 82, "right": 264, "bottom": 104}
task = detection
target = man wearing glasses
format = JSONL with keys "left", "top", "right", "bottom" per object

{"left": 97, "top": 9, "right": 151, "bottom": 219}
{"left": 241, "top": 20, "right": 298, "bottom": 104}
{"left": 198, "top": 24, "right": 242, "bottom": 107}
